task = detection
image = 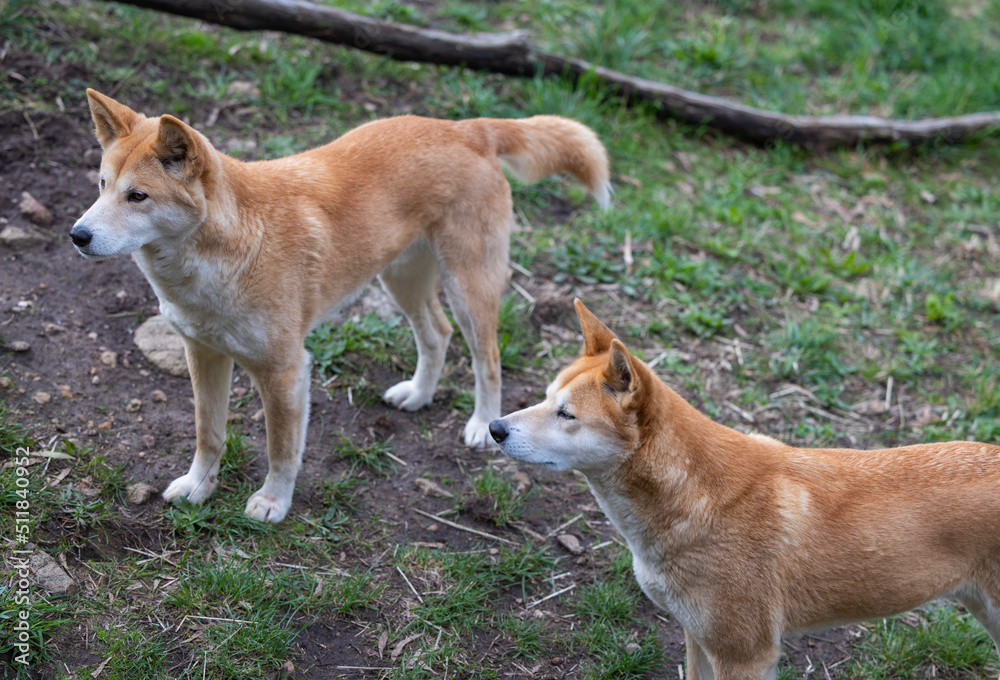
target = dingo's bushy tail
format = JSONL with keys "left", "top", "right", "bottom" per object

{"left": 477, "top": 116, "right": 612, "bottom": 210}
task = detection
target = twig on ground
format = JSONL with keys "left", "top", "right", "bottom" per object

{"left": 413, "top": 508, "right": 517, "bottom": 545}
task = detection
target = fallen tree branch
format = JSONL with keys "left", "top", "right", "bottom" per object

{"left": 99, "top": 0, "right": 1000, "bottom": 148}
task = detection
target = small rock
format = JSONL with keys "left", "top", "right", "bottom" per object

{"left": 625, "top": 642, "right": 642, "bottom": 654}
{"left": 91, "top": 375, "right": 100, "bottom": 385}
{"left": 32, "top": 391, "right": 51, "bottom": 405}
{"left": 58, "top": 385, "right": 73, "bottom": 399}
{"left": 512, "top": 471, "right": 532, "bottom": 493}
{"left": 226, "top": 80, "right": 261, "bottom": 98}
{"left": 0, "top": 376, "right": 11, "bottom": 388}
{"left": 86, "top": 169, "right": 101, "bottom": 185}
{"left": 0, "top": 225, "right": 46, "bottom": 250}
{"left": 920, "top": 190, "right": 937, "bottom": 204}
{"left": 556, "top": 533, "right": 584, "bottom": 555}
{"left": 8, "top": 340, "right": 30, "bottom": 352}
{"left": 227, "top": 411, "right": 244, "bottom": 423}
{"left": 42, "top": 322, "right": 65, "bottom": 335}
{"left": 151, "top": 389, "right": 167, "bottom": 403}
{"left": 232, "top": 386, "right": 248, "bottom": 398}
{"left": 414, "top": 478, "right": 454, "bottom": 499}
{"left": 100, "top": 350, "right": 118, "bottom": 367}
{"left": 141, "top": 434, "right": 155, "bottom": 448}
{"left": 19, "top": 192, "right": 54, "bottom": 228}
{"left": 28, "top": 549, "right": 77, "bottom": 595}
{"left": 133, "top": 315, "right": 189, "bottom": 377}
{"left": 126, "top": 482, "right": 158, "bottom": 505}
{"left": 97, "top": 420, "right": 112, "bottom": 432}
{"left": 125, "top": 398, "right": 142, "bottom": 413}
{"left": 83, "top": 148, "right": 103, "bottom": 167}
{"left": 251, "top": 408, "right": 265, "bottom": 422}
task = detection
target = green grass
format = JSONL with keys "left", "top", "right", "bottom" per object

{"left": 847, "top": 605, "right": 999, "bottom": 679}
{"left": 333, "top": 431, "right": 397, "bottom": 477}
{"left": 90, "top": 623, "right": 170, "bottom": 680}
{"left": 165, "top": 556, "right": 316, "bottom": 677}
{"left": 307, "top": 311, "right": 414, "bottom": 380}
{"left": 469, "top": 465, "right": 527, "bottom": 527}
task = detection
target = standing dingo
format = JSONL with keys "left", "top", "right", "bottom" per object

{"left": 72, "top": 90, "right": 609, "bottom": 522}
{"left": 491, "top": 299, "right": 1000, "bottom": 680}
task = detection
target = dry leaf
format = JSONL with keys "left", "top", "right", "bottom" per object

{"left": 390, "top": 633, "right": 422, "bottom": 662}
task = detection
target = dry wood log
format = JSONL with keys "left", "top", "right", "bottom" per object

{"left": 99, "top": 0, "right": 1000, "bottom": 148}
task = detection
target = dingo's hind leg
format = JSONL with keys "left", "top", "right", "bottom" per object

{"left": 955, "top": 574, "right": 1000, "bottom": 676}
{"left": 439, "top": 226, "right": 509, "bottom": 449}
{"left": 380, "top": 243, "right": 452, "bottom": 412}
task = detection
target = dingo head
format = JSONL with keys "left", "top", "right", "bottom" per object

{"left": 71, "top": 90, "right": 212, "bottom": 259}
{"left": 489, "top": 299, "right": 648, "bottom": 473}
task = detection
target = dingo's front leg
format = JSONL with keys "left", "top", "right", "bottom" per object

{"left": 243, "top": 349, "right": 310, "bottom": 523}
{"left": 163, "top": 337, "right": 233, "bottom": 505}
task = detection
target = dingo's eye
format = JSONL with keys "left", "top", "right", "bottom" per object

{"left": 99, "top": 178, "right": 105, "bottom": 190}
{"left": 557, "top": 409, "right": 575, "bottom": 421}
{"left": 128, "top": 190, "right": 148, "bottom": 203}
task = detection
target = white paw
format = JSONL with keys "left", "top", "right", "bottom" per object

{"left": 245, "top": 489, "right": 291, "bottom": 523}
{"left": 463, "top": 416, "right": 495, "bottom": 449}
{"left": 383, "top": 380, "right": 434, "bottom": 411}
{"left": 162, "top": 471, "right": 218, "bottom": 504}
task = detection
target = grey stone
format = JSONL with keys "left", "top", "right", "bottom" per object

{"left": 19, "top": 192, "right": 53, "bottom": 228}
{"left": 28, "top": 549, "right": 77, "bottom": 595}
{"left": 133, "top": 315, "right": 189, "bottom": 377}
{"left": 556, "top": 533, "right": 584, "bottom": 555}
{"left": 126, "top": 482, "right": 158, "bottom": 505}
{"left": 0, "top": 225, "right": 46, "bottom": 250}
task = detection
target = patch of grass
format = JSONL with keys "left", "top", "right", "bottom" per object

{"left": 470, "top": 466, "right": 526, "bottom": 527}
{"left": 0, "top": 583, "right": 76, "bottom": 670}
{"left": 847, "top": 604, "right": 999, "bottom": 679}
{"left": 564, "top": 0, "right": 657, "bottom": 72}
{"left": 91, "top": 622, "right": 169, "bottom": 680}
{"left": 576, "top": 627, "right": 664, "bottom": 680}
{"left": 219, "top": 423, "right": 256, "bottom": 479}
{"left": 323, "top": 567, "right": 386, "bottom": 614}
{"left": 500, "top": 613, "right": 552, "bottom": 659}
{"left": 307, "top": 312, "right": 413, "bottom": 380}
{"left": 402, "top": 543, "right": 556, "bottom": 635}
{"left": 498, "top": 293, "right": 540, "bottom": 372}
{"left": 0, "top": 399, "right": 34, "bottom": 456}
{"left": 333, "top": 431, "right": 397, "bottom": 477}
{"left": 164, "top": 497, "right": 216, "bottom": 537}
{"left": 166, "top": 556, "right": 320, "bottom": 677}
{"left": 54, "top": 484, "right": 111, "bottom": 530}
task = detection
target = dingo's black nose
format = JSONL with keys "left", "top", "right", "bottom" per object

{"left": 489, "top": 419, "right": 508, "bottom": 444}
{"left": 70, "top": 225, "right": 92, "bottom": 248}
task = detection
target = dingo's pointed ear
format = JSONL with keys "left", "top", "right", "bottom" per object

{"left": 155, "top": 115, "right": 205, "bottom": 178}
{"left": 575, "top": 298, "right": 616, "bottom": 356}
{"left": 606, "top": 339, "right": 640, "bottom": 395}
{"left": 87, "top": 89, "right": 138, "bottom": 148}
